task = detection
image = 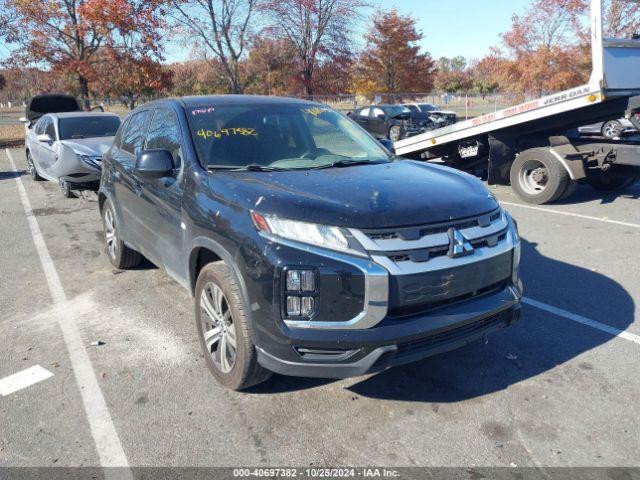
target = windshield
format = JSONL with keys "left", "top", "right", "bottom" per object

{"left": 186, "top": 104, "right": 391, "bottom": 170}
{"left": 382, "top": 106, "right": 411, "bottom": 117}
{"left": 59, "top": 116, "right": 121, "bottom": 140}
{"left": 418, "top": 104, "right": 437, "bottom": 112}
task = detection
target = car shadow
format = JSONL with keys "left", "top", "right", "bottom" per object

{"left": 554, "top": 183, "right": 640, "bottom": 206}
{"left": 0, "top": 170, "right": 26, "bottom": 180}
{"left": 251, "top": 238, "right": 635, "bottom": 400}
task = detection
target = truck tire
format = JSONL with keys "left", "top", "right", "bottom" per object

{"left": 102, "top": 201, "right": 142, "bottom": 269}
{"left": 510, "top": 148, "right": 570, "bottom": 205}
{"left": 559, "top": 179, "right": 578, "bottom": 201}
{"left": 195, "top": 261, "right": 272, "bottom": 391}
{"left": 587, "top": 172, "right": 637, "bottom": 191}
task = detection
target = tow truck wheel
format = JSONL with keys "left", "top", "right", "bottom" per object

{"left": 587, "top": 172, "right": 637, "bottom": 191}
{"left": 510, "top": 148, "right": 570, "bottom": 205}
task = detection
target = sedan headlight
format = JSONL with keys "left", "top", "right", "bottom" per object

{"left": 79, "top": 155, "right": 102, "bottom": 170}
{"left": 250, "top": 211, "right": 364, "bottom": 256}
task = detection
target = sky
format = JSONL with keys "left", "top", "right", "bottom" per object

{"left": 2, "top": 0, "right": 533, "bottom": 64}
{"left": 372, "top": 0, "right": 531, "bottom": 61}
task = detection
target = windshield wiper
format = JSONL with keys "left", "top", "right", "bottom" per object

{"left": 311, "top": 159, "right": 388, "bottom": 170}
{"left": 235, "top": 164, "right": 286, "bottom": 172}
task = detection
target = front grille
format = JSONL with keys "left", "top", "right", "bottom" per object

{"left": 360, "top": 209, "right": 501, "bottom": 242}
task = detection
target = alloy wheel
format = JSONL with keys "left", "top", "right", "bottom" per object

{"left": 200, "top": 282, "right": 237, "bottom": 374}
{"left": 602, "top": 121, "right": 622, "bottom": 139}
{"left": 104, "top": 208, "right": 117, "bottom": 260}
{"left": 27, "top": 153, "right": 36, "bottom": 180}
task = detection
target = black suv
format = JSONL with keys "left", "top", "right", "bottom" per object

{"left": 99, "top": 96, "right": 523, "bottom": 390}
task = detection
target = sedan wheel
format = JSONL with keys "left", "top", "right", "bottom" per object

{"left": 200, "top": 282, "right": 237, "bottom": 374}
{"left": 27, "top": 152, "right": 43, "bottom": 181}
{"left": 602, "top": 120, "right": 623, "bottom": 139}
{"left": 388, "top": 125, "right": 402, "bottom": 142}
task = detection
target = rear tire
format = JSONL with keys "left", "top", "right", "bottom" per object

{"left": 510, "top": 148, "right": 570, "bottom": 205}
{"left": 601, "top": 120, "right": 623, "bottom": 139}
{"left": 27, "top": 151, "right": 43, "bottom": 181}
{"left": 559, "top": 179, "right": 578, "bottom": 201}
{"left": 195, "top": 261, "right": 271, "bottom": 391}
{"left": 388, "top": 125, "right": 402, "bottom": 142}
{"left": 102, "top": 201, "right": 142, "bottom": 269}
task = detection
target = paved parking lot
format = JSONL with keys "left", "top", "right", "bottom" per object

{"left": 1, "top": 147, "right": 639, "bottom": 470}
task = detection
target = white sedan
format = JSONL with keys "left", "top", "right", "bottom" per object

{"left": 25, "top": 112, "right": 121, "bottom": 197}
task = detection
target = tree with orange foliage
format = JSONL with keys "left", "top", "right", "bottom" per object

{"left": 0, "top": 0, "right": 165, "bottom": 105}
{"left": 354, "top": 9, "right": 435, "bottom": 95}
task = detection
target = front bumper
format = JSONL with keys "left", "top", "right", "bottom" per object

{"left": 257, "top": 286, "right": 522, "bottom": 379}
{"left": 244, "top": 209, "right": 522, "bottom": 379}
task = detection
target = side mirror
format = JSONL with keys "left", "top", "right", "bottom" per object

{"left": 379, "top": 138, "right": 396, "bottom": 154}
{"left": 37, "top": 134, "right": 53, "bottom": 143}
{"left": 135, "top": 149, "right": 174, "bottom": 179}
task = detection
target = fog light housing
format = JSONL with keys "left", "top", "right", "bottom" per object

{"left": 287, "top": 270, "right": 315, "bottom": 292}
{"left": 284, "top": 269, "right": 318, "bottom": 319}
{"left": 301, "top": 297, "right": 315, "bottom": 317}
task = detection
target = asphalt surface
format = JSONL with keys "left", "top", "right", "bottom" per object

{"left": 1, "top": 147, "right": 639, "bottom": 469}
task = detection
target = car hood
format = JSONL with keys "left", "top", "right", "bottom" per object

{"left": 208, "top": 160, "right": 499, "bottom": 229}
{"left": 60, "top": 137, "right": 115, "bottom": 157}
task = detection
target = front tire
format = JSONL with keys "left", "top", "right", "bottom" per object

{"left": 102, "top": 201, "right": 142, "bottom": 269}
{"left": 27, "top": 151, "right": 43, "bottom": 181}
{"left": 510, "top": 148, "right": 570, "bottom": 205}
{"left": 195, "top": 261, "right": 271, "bottom": 391}
{"left": 60, "top": 181, "right": 76, "bottom": 198}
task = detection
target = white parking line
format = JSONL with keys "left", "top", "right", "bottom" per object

{"left": 524, "top": 297, "right": 640, "bottom": 345}
{"left": 0, "top": 365, "right": 53, "bottom": 396}
{"left": 6, "top": 149, "right": 132, "bottom": 478}
{"left": 501, "top": 201, "right": 640, "bottom": 229}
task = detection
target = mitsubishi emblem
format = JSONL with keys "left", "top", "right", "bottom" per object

{"left": 447, "top": 228, "right": 474, "bottom": 258}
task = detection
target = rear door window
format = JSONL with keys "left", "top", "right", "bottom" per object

{"left": 121, "top": 110, "right": 151, "bottom": 156}
{"left": 145, "top": 109, "right": 183, "bottom": 170}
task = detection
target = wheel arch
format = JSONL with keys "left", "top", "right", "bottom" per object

{"left": 188, "top": 237, "right": 258, "bottom": 340}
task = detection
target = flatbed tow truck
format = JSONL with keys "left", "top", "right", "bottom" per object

{"left": 394, "top": 0, "right": 640, "bottom": 204}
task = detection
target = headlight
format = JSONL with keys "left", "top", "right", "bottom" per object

{"left": 250, "top": 211, "right": 364, "bottom": 256}
{"left": 79, "top": 155, "right": 101, "bottom": 170}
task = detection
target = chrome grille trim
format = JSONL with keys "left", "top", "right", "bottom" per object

{"left": 371, "top": 236, "right": 514, "bottom": 276}
{"left": 349, "top": 209, "right": 507, "bottom": 253}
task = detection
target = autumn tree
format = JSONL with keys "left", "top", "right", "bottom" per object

{"left": 245, "top": 37, "right": 296, "bottom": 95}
{"left": 0, "top": 0, "right": 166, "bottom": 105}
{"left": 354, "top": 9, "right": 434, "bottom": 94}
{"left": 168, "top": 0, "right": 258, "bottom": 94}
{"left": 263, "top": 0, "right": 364, "bottom": 96}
